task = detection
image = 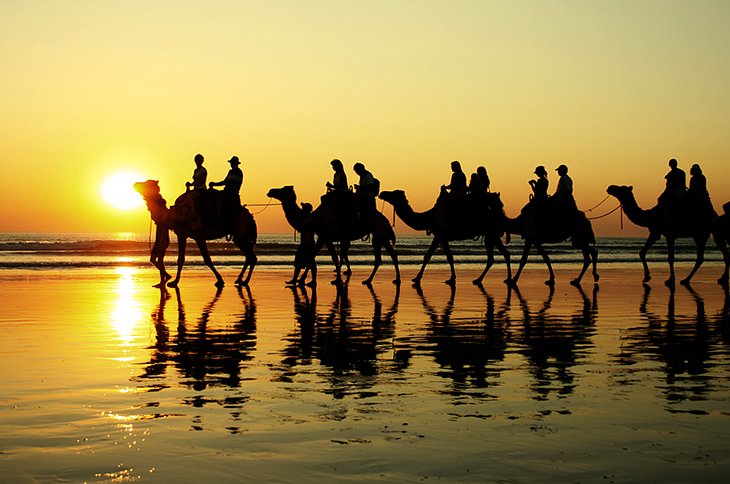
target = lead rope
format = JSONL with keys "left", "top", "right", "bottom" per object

{"left": 620, "top": 206, "right": 624, "bottom": 230}
{"left": 585, "top": 194, "right": 611, "bottom": 213}
{"left": 148, "top": 218, "right": 153, "bottom": 251}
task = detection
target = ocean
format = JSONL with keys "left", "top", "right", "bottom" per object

{"left": 0, "top": 232, "right": 726, "bottom": 271}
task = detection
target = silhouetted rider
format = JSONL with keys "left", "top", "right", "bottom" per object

{"left": 209, "top": 156, "right": 243, "bottom": 229}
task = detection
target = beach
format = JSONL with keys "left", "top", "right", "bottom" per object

{"left": 1, "top": 263, "right": 729, "bottom": 482}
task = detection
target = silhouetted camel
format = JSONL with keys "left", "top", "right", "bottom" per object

{"left": 266, "top": 185, "right": 400, "bottom": 285}
{"left": 135, "top": 180, "right": 257, "bottom": 287}
{"left": 506, "top": 202, "right": 599, "bottom": 286}
{"left": 607, "top": 185, "right": 729, "bottom": 287}
{"left": 378, "top": 189, "right": 511, "bottom": 286}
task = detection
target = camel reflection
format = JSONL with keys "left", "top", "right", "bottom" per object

{"left": 415, "top": 283, "right": 510, "bottom": 394}
{"left": 278, "top": 284, "right": 402, "bottom": 399}
{"left": 135, "top": 286, "right": 257, "bottom": 424}
{"left": 615, "top": 284, "right": 727, "bottom": 407}
{"left": 517, "top": 284, "right": 597, "bottom": 400}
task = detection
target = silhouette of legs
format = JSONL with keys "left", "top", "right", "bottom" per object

{"left": 233, "top": 234, "right": 257, "bottom": 287}
{"left": 666, "top": 237, "right": 676, "bottom": 288}
{"left": 412, "top": 237, "right": 454, "bottom": 286}
{"left": 196, "top": 239, "right": 225, "bottom": 287}
{"left": 168, "top": 236, "right": 187, "bottom": 288}
{"left": 639, "top": 232, "right": 661, "bottom": 283}
{"left": 473, "top": 236, "right": 511, "bottom": 286}
{"left": 681, "top": 235, "right": 707, "bottom": 286}
{"left": 534, "top": 243, "right": 555, "bottom": 286}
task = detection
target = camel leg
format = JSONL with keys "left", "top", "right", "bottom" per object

{"left": 413, "top": 238, "right": 440, "bottom": 286}
{"left": 341, "top": 240, "right": 352, "bottom": 277}
{"left": 168, "top": 236, "right": 187, "bottom": 288}
{"left": 196, "top": 239, "right": 225, "bottom": 287}
{"left": 234, "top": 237, "right": 257, "bottom": 286}
{"left": 639, "top": 233, "right": 660, "bottom": 283}
{"left": 590, "top": 245, "right": 599, "bottom": 282}
{"left": 496, "top": 238, "right": 512, "bottom": 285}
{"left": 665, "top": 237, "right": 676, "bottom": 288}
{"left": 681, "top": 236, "right": 707, "bottom": 286}
{"left": 713, "top": 231, "right": 729, "bottom": 286}
{"left": 324, "top": 240, "right": 342, "bottom": 284}
{"left": 442, "top": 240, "right": 457, "bottom": 286}
{"left": 571, "top": 246, "right": 591, "bottom": 286}
{"left": 512, "top": 240, "right": 532, "bottom": 285}
{"left": 362, "top": 238, "right": 382, "bottom": 286}
{"left": 535, "top": 243, "right": 555, "bottom": 286}
{"left": 384, "top": 240, "right": 401, "bottom": 285}
{"left": 473, "top": 238, "right": 495, "bottom": 285}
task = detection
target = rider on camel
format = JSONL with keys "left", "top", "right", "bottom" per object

{"left": 209, "top": 156, "right": 243, "bottom": 230}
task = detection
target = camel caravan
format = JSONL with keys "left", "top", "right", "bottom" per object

{"left": 135, "top": 156, "right": 730, "bottom": 289}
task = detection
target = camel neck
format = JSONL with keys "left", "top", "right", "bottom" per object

{"left": 145, "top": 196, "right": 169, "bottom": 226}
{"left": 389, "top": 198, "right": 432, "bottom": 232}
{"left": 614, "top": 192, "right": 652, "bottom": 228}
{"left": 280, "top": 196, "right": 303, "bottom": 231}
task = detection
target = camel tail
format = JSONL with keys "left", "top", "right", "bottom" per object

{"left": 578, "top": 212, "right": 596, "bottom": 245}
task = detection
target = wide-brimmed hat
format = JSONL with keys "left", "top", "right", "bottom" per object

{"left": 228, "top": 156, "right": 240, "bottom": 165}
{"left": 534, "top": 165, "right": 547, "bottom": 176}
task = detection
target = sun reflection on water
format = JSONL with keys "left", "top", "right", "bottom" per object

{"left": 111, "top": 267, "right": 143, "bottom": 346}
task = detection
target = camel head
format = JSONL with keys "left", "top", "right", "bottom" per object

{"left": 606, "top": 185, "right": 633, "bottom": 202}
{"left": 378, "top": 190, "right": 407, "bottom": 206}
{"left": 133, "top": 180, "right": 161, "bottom": 200}
{"left": 266, "top": 185, "right": 296, "bottom": 203}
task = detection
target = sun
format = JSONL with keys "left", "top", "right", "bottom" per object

{"left": 100, "top": 171, "right": 145, "bottom": 210}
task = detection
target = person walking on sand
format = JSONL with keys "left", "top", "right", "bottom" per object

{"left": 286, "top": 202, "right": 317, "bottom": 287}
{"left": 209, "top": 156, "right": 244, "bottom": 229}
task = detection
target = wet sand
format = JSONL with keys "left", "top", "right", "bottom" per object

{"left": 1, "top": 265, "right": 729, "bottom": 482}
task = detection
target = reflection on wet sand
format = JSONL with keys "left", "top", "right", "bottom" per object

{"left": 415, "top": 283, "right": 508, "bottom": 395}
{"left": 278, "top": 283, "right": 404, "bottom": 399}
{"left": 513, "top": 284, "right": 598, "bottom": 401}
{"left": 135, "top": 285, "right": 257, "bottom": 428}
{"left": 614, "top": 283, "right": 730, "bottom": 411}
{"left": 411, "top": 281, "right": 598, "bottom": 401}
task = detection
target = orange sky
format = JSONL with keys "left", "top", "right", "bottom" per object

{"left": 1, "top": 1, "right": 729, "bottom": 236}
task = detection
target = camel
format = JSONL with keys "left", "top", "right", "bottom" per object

{"left": 266, "top": 185, "right": 400, "bottom": 285}
{"left": 606, "top": 185, "right": 729, "bottom": 287}
{"left": 134, "top": 180, "right": 257, "bottom": 288}
{"left": 506, "top": 200, "right": 599, "bottom": 287}
{"left": 378, "top": 189, "right": 511, "bottom": 286}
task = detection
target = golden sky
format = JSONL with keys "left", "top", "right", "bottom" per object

{"left": 2, "top": 0, "right": 729, "bottom": 236}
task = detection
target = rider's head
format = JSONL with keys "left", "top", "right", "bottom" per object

{"left": 451, "top": 160, "right": 462, "bottom": 172}
{"left": 194, "top": 154, "right": 204, "bottom": 165}
{"left": 353, "top": 162, "right": 365, "bottom": 174}
{"left": 690, "top": 163, "right": 702, "bottom": 175}
{"left": 301, "top": 202, "right": 313, "bottom": 214}
{"left": 556, "top": 164, "right": 568, "bottom": 175}
{"left": 669, "top": 158, "right": 678, "bottom": 168}
{"left": 228, "top": 156, "right": 240, "bottom": 165}
{"left": 534, "top": 165, "right": 547, "bottom": 177}
{"left": 476, "top": 166, "right": 487, "bottom": 176}
{"left": 330, "top": 159, "right": 343, "bottom": 171}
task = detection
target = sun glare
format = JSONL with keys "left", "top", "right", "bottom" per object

{"left": 101, "top": 171, "right": 144, "bottom": 210}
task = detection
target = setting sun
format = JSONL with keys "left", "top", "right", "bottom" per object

{"left": 100, "top": 171, "right": 144, "bottom": 211}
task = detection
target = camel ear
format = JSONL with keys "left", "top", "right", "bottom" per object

{"left": 628, "top": 185, "right": 633, "bottom": 191}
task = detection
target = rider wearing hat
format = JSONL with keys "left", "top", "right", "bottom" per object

{"left": 529, "top": 165, "right": 549, "bottom": 201}
{"left": 209, "top": 156, "right": 244, "bottom": 228}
